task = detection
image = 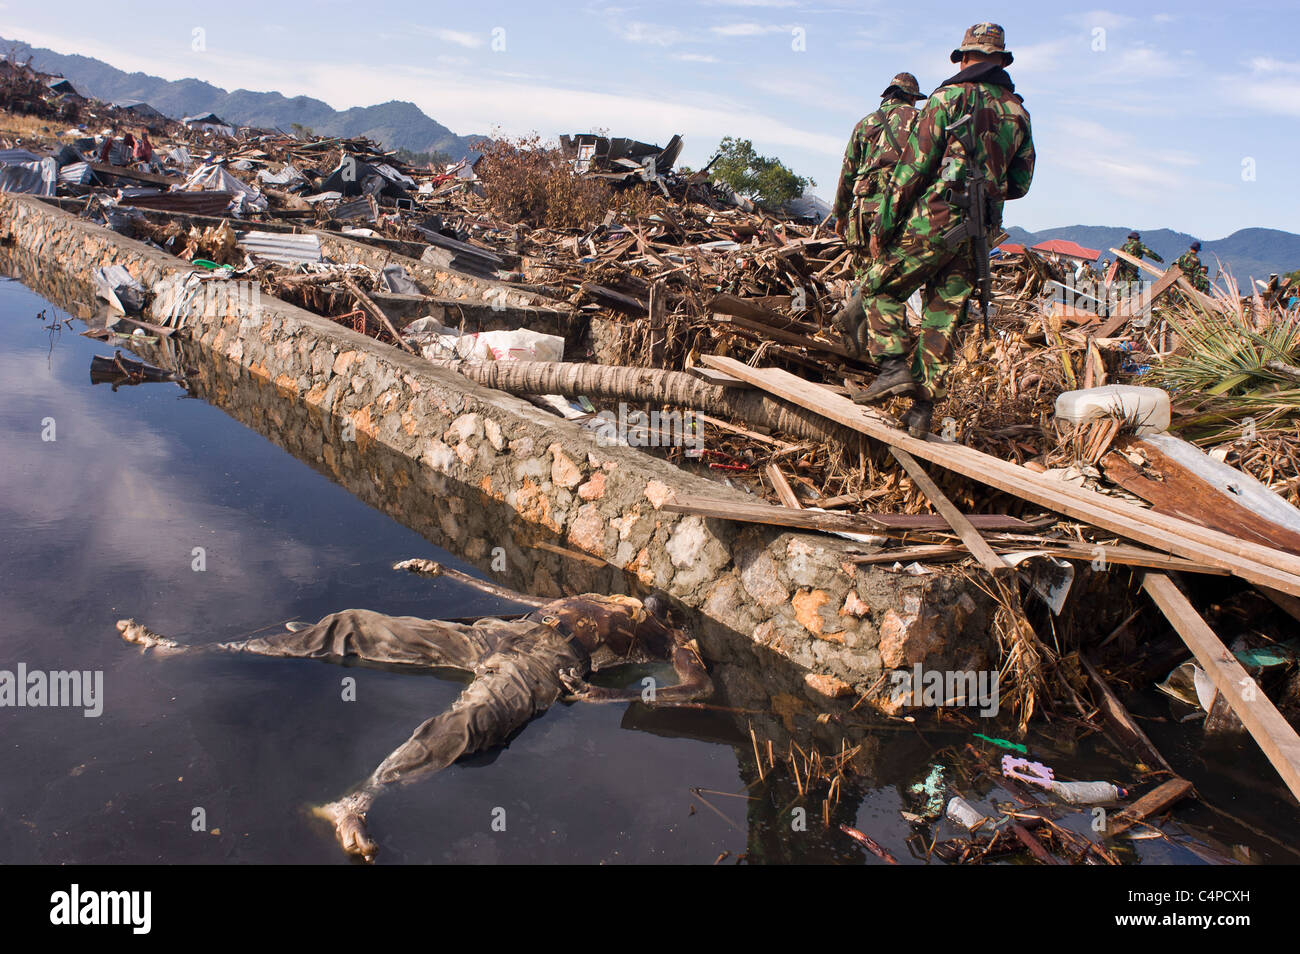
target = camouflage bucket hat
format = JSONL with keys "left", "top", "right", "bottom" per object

{"left": 950, "top": 22, "right": 1013, "bottom": 64}
{"left": 881, "top": 71, "right": 924, "bottom": 100}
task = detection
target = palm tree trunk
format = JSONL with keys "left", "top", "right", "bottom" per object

{"left": 429, "top": 359, "right": 862, "bottom": 448}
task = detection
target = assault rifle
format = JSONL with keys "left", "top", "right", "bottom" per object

{"left": 940, "top": 111, "right": 994, "bottom": 338}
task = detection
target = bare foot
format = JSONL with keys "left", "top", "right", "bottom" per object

{"left": 116, "top": 619, "right": 186, "bottom": 655}
{"left": 312, "top": 793, "right": 378, "bottom": 862}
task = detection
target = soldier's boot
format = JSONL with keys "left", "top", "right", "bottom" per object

{"left": 853, "top": 355, "right": 919, "bottom": 405}
{"left": 831, "top": 290, "right": 866, "bottom": 358}
{"left": 901, "top": 398, "right": 933, "bottom": 438}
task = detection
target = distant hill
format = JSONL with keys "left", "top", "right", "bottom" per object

{"left": 0, "top": 36, "right": 481, "bottom": 160}
{"left": 1004, "top": 224, "right": 1300, "bottom": 285}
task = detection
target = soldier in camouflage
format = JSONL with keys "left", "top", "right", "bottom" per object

{"left": 834, "top": 71, "right": 926, "bottom": 252}
{"left": 1175, "top": 240, "right": 1210, "bottom": 292}
{"left": 831, "top": 73, "right": 926, "bottom": 354}
{"left": 853, "top": 23, "right": 1035, "bottom": 438}
{"left": 1115, "top": 230, "right": 1163, "bottom": 283}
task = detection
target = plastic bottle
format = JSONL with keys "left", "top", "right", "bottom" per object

{"left": 945, "top": 795, "right": 988, "bottom": 829}
{"left": 1049, "top": 780, "right": 1126, "bottom": 804}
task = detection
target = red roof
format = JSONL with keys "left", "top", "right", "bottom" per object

{"left": 996, "top": 243, "right": 1025, "bottom": 255}
{"left": 1031, "top": 239, "right": 1100, "bottom": 260}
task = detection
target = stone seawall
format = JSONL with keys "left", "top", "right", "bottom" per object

{"left": 0, "top": 191, "right": 1008, "bottom": 710}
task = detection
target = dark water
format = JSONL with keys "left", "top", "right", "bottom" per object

{"left": 0, "top": 277, "right": 746, "bottom": 863}
{"left": 0, "top": 274, "right": 1296, "bottom": 865}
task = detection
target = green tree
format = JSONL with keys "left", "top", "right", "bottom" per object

{"left": 708, "top": 137, "right": 813, "bottom": 209}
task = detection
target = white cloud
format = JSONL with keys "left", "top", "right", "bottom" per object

{"left": 1011, "top": 39, "right": 1072, "bottom": 76}
{"left": 613, "top": 21, "right": 689, "bottom": 46}
{"left": 421, "top": 28, "right": 485, "bottom": 50}
{"left": 1115, "top": 45, "right": 1181, "bottom": 78}
{"left": 671, "top": 52, "right": 720, "bottom": 63}
{"left": 1242, "top": 80, "right": 1300, "bottom": 117}
{"left": 710, "top": 22, "right": 792, "bottom": 36}
{"left": 1249, "top": 56, "right": 1300, "bottom": 75}
{"left": 1069, "top": 10, "right": 1136, "bottom": 31}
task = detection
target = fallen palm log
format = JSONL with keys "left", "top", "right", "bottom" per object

{"left": 430, "top": 359, "right": 867, "bottom": 449}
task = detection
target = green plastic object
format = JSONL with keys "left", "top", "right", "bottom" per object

{"left": 973, "top": 733, "right": 1028, "bottom": 754}
{"left": 192, "top": 259, "right": 219, "bottom": 269}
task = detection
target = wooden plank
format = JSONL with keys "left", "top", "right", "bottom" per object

{"left": 579, "top": 282, "right": 647, "bottom": 315}
{"left": 714, "top": 313, "right": 851, "bottom": 358}
{"left": 689, "top": 366, "right": 753, "bottom": 389}
{"left": 851, "top": 545, "right": 965, "bottom": 565}
{"left": 853, "top": 540, "right": 1226, "bottom": 575}
{"left": 665, "top": 496, "right": 1036, "bottom": 536}
{"left": 699, "top": 354, "right": 1300, "bottom": 597}
{"left": 890, "top": 448, "right": 1009, "bottom": 576}
{"left": 1143, "top": 572, "right": 1300, "bottom": 801}
{"left": 1110, "top": 248, "right": 1220, "bottom": 312}
{"left": 694, "top": 412, "right": 793, "bottom": 449}
{"left": 765, "top": 465, "right": 802, "bottom": 509}
{"left": 1101, "top": 446, "right": 1300, "bottom": 556}
{"left": 1008, "top": 541, "right": 1228, "bottom": 576}
{"left": 1107, "top": 778, "right": 1194, "bottom": 837}
{"left": 710, "top": 292, "right": 796, "bottom": 325}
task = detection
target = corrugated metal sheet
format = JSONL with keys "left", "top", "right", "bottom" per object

{"left": 119, "top": 189, "right": 234, "bottom": 216}
{"left": 58, "top": 161, "right": 94, "bottom": 185}
{"left": 236, "top": 231, "right": 323, "bottom": 266}
{"left": 334, "top": 195, "right": 378, "bottom": 222}
{"left": 0, "top": 148, "right": 43, "bottom": 165}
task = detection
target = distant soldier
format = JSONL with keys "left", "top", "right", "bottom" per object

{"left": 831, "top": 72, "right": 926, "bottom": 356}
{"left": 1115, "top": 230, "right": 1163, "bottom": 283}
{"left": 853, "top": 23, "right": 1035, "bottom": 437}
{"left": 1174, "top": 240, "right": 1210, "bottom": 292}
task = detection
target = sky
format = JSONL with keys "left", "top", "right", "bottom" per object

{"left": 2, "top": 0, "right": 1297, "bottom": 239}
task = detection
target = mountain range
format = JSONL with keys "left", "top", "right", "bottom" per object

{"left": 1, "top": 36, "right": 481, "bottom": 160}
{"left": 1003, "top": 225, "right": 1300, "bottom": 286}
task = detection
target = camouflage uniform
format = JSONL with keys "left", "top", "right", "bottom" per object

{"left": 863, "top": 25, "right": 1035, "bottom": 400}
{"left": 833, "top": 72, "right": 925, "bottom": 267}
{"left": 1115, "top": 234, "right": 1163, "bottom": 283}
{"left": 1174, "top": 244, "right": 1210, "bottom": 292}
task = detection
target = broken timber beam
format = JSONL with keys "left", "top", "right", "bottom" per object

{"left": 663, "top": 496, "right": 1034, "bottom": 536}
{"left": 889, "top": 448, "right": 1010, "bottom": 577}
{"left": 698, "top": 355, "right": 1300, "bottom": 597}
{"left": 1143, "top": 572, "right": 1300, "bottom": 801}
{"left": 1109, "top": 248, "right": 1221, "bottom": 313}
{"left": 1107, "top": 778, "right": 1195, "bottom": 837}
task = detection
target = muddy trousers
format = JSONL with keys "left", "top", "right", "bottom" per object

{"left": 858, "top": 232, "right": 976, "bottom": 400}
{"left": 222, "top": 610, "right": 584, "bottom": 791}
